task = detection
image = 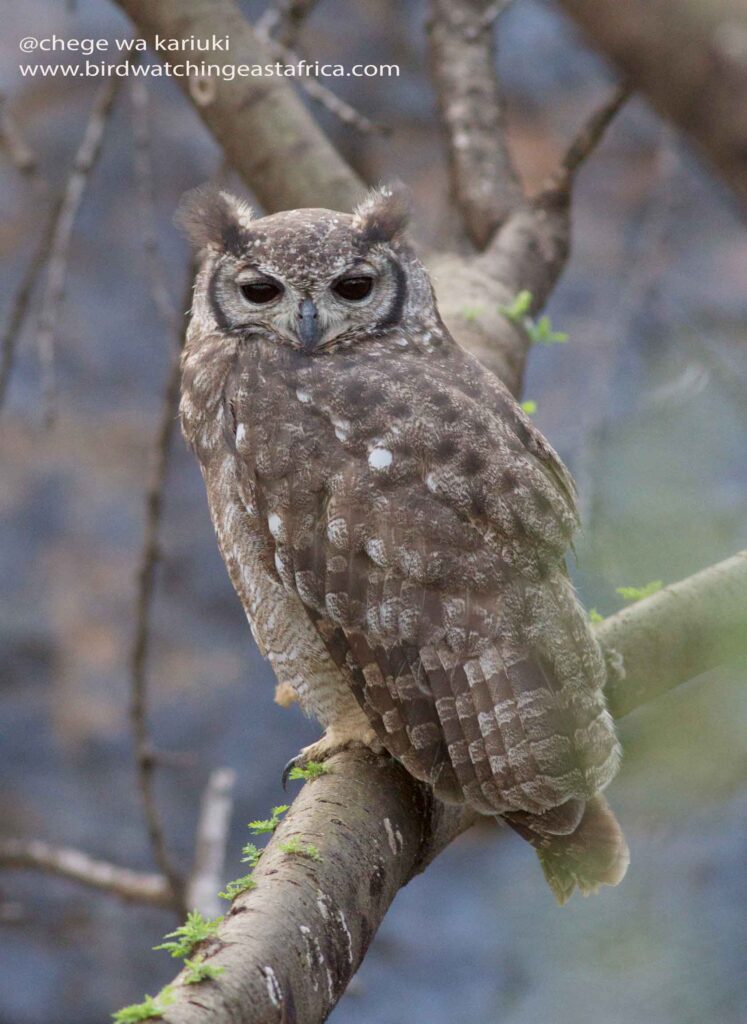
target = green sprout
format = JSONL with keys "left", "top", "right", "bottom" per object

{"left": 527, "top": 314, "right": 568, "bottom": 345}
{"left": 183, "top": 957, "right": 226, "bottom": 985}
{"left": 589, "top": 608, "right": 605, "bottom": 624}
{"left": 248, "top": 804, "right": 289, "bottom": 835}
{"left": 153, "top": 911, "right": 223, "bottom": 959}
{"left": 499, "top": 290, "right": 568, "bottom": 344}
{"left": 278, "top": 837, "right": 322, "bottom": 862}
{"left": 286, "top": 761, "right": 329, "bottom": 783}
{"left": 521, "top": 399, "right": 537, "bottom": 415}
{"left": 615, "top": 580, "right": 663, "bottom": 603}
{"left": 112, "top": 987, "right": 174, "bottom": 1023}
{"left": 218, "top": 874, "right": 257, "bottom": 901}
{"left": 240, "top": 841, "right": 263, "bottom": 868}
{"left": 498, "top": 289, "right": 533, "bottom": 323}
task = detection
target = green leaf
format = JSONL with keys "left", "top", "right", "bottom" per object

{"left": 498, "top": 290, "right": 533, "bottom": 323}
{"left": 183, "top": 957, "right": 225, "bottom": 985}
{"left": 589, "top": 608, "right": 605, "bottom": 624}
{"left": 240, "top": 842, "right": 262, "bottom": 867}
{"left": 520, "top": 399, "right": 537, "bottom": 415}
{"left": 218, "top": 874, "right": 257, "bottom": 901}
{"left": 286, "top": 761, "right": 329, "bottom": 783}
{"left": 615, "top": 580, "right": 663, "bottom": 603}
{"left": 461, "top": 305, "right": 485, "bottom": 322}
{"left": 528, "top": 314, "right": 569, "bottom": 345}
{"left": 153, "top": 911, "right": 223, "bottom": 959}
{"left": 112, "top": 988, "right": 174, "bottom": 1022}
{"left": 248, "top": 805, "right": 289, "bottom": 835}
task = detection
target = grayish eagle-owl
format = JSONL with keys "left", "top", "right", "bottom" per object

{"left": 177, "top": 182, "right": 628, "bottom": 903}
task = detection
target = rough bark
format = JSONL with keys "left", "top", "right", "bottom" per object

{"left": 557, "top": 0, "right": 747, "bottom": 214}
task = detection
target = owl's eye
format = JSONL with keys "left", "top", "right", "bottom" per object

{"left": 240, "top": 280, "right": 283, "bottom": 304}
{"left": 333, "top": 276, "right": 374, "bottom": 301}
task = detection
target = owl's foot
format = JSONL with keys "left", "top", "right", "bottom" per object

{"left": 282, "top": 723, "right": 382, "bottom": 789}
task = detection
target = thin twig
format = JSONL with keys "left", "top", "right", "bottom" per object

{"left": 130, "top": 79, "right": 179, "bottom": 330}
{"left": 186, "top": 768, "right": 237, "bottom": 917}
{"left": 258, "top": 35, "right": 386, "bottom": 136}
{"left": 0, "top": 93, "right": 37, "bottom": 175}
{"left": 536, "top": 82, "right": 632, "bottom": 202}
{"left": 0, "top": 839, "right": 175, "bottom": 909}
{"left": 129, "top": 264, "right": 194, "bottom": 910}
{"left": 0, "top": 195, "right": 62, "bottom": 411}
{"left": 255, "top": 0, "right": 321, "bottom": 48}
{"left": 34, "top": 70, "right": 127, "bottom": 427}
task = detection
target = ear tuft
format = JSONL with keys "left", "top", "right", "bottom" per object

{"left": 351, "top": 181, "right": 411, "bottom": 244}
{"left": 175, "top": 185, "right": 254, "bottom": 254}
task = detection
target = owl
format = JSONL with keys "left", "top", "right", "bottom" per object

{"left": 177, "top": 183, "right": 629, "bottom": 903}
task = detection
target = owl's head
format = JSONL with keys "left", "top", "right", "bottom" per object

{"left": 178, "top": 183, "right": 431, "bottom": 354}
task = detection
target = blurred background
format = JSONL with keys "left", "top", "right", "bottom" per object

{"left": 1, "top": 1, "right": 746, "bottom": 1022}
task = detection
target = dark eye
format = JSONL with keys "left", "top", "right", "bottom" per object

{"left": 240, "top": 280, "right": 283, "bottom": 304}
{"left": 333, "top": 276, "right": 374, "bottom": 301}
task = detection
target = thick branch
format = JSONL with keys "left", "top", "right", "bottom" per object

{"left": 157, "top": 552, "right": 747, "bottom": 1023}
{"left": 597, "top": 550, "right": 747, "bottom": 718}
{"left": 427, "top": 0, "right": 523, "bottom": 247}
{"left": 0, "top": 839, "right": 175, "bottom": 909}
{"left": 557, "top": 0, "right": 747, "bottom": 214}
{"left": 113, "top": 0, "right": 365, "bottom": 213}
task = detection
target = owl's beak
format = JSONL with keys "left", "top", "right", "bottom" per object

{"left": 298, "top": 297, "right": 321, "bottom": 353}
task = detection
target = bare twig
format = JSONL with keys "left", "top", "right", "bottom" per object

{"left": 0, "top": 839, "right": 175, "bottom": 909}
{"left": 261, "top": 36, "right": 386, "bottom": 136}
{"left": 130, "top": 79, "right": 179, "bottom": 330}
{"left": 0, "top": 93, "right": 37, "bottom": 175}
{"left": 536, "top": 82, "right": 632, "bottom": 201}
{"left": 480, "top": 80, "right": 630, "bottom": 317}
{"left": 0, "top": 196, "right": 62, "bottom": 411}
{"left": 129, "top": 286, "right": 190, "bottom": 908}
{"left": 255, "top": 0, "right": 321, "bottom": 48}
{"left": 427, "top": 0, "right": 523, "bottom": 248}
{"left": 185, "top": 768, "right": 237, "bottom": 918}
{"left": 34, "top": 71, "right": 127, "bottom": 427}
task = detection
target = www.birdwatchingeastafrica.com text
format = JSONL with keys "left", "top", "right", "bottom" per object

{"left": 17, "top": 34, "right": 400, "bottom": 79}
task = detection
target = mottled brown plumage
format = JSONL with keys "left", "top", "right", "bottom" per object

{"left": 178, "top": 184, "right": 628, "bottom": 901}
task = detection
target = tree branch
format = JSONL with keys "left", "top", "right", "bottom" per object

{"left": 113, "top": 0, "right": 365, "bottom": 213}
{"left": 427, "top": 0, "right": 523, "bottom": 247}
{"left": 597, "top": 550, "right": 747, "bottom": 718}
{"left": 556, "top": 0, "right": 747, "bottom": 216}
{"left": 185, "top": 768, "right": 237, "bottom": 919}
{"left": 34, "top": 70, "right": 126, "bottom": 426}
{"left": 154, "top": 550, "right": 747, "bottom": 1023}
{"left": 0, "top": 839, "right": 176, "bottom": 909}
{"left": 129, "top": 260, "right": 196, "bottom": 907}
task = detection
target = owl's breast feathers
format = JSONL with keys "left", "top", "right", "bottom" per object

{"left": 189, "top": 328, "right": 621, "bottom": 820}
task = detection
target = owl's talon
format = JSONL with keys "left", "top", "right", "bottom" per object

{"left": 281, "top": 755, "right": 303, "bottom": 791}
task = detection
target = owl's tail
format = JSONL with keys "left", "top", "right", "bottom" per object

{"left": 505, "top": 794, "right": 629, "bottom": 905}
